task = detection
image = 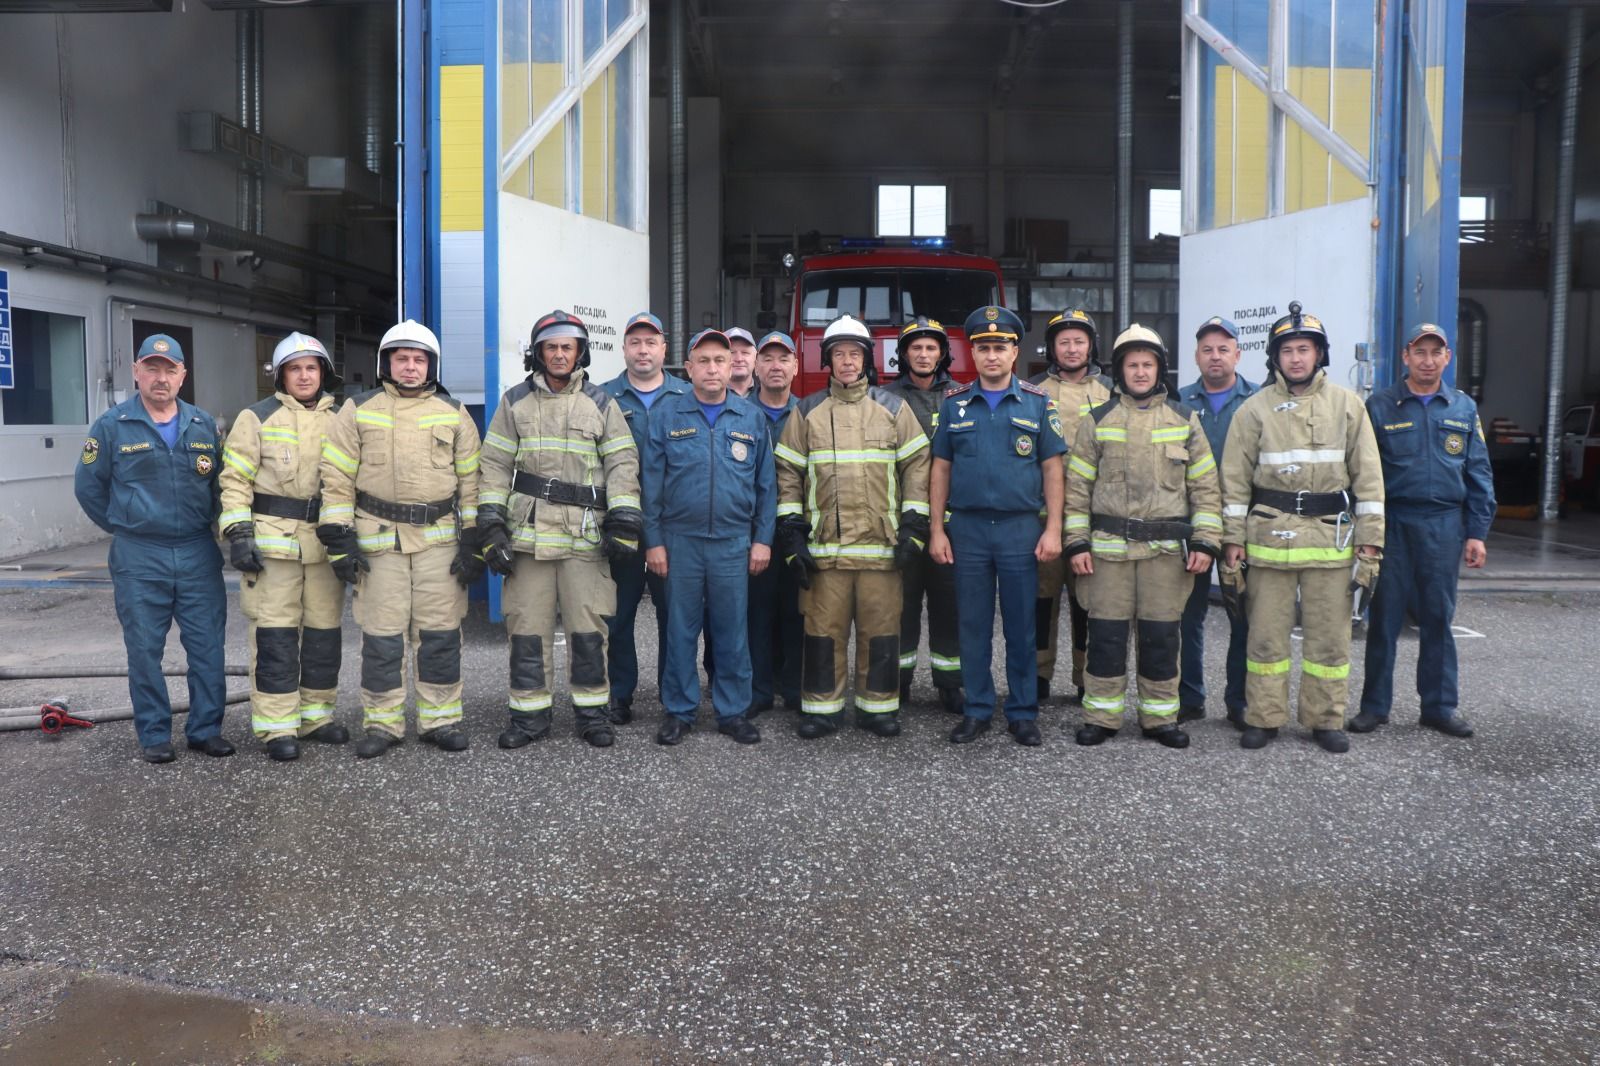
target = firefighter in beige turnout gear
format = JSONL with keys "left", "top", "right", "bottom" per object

{"left": 1220, "top": 302, "right": 1385, "bottom": 753}
{"left": 1065, "top": 325, "right": 1222, "bottom": 749}
{"left": 220, "top": 333, "right": 349, "bottom": 761}
{"left": 318, "top": 320, "right": 484, "bottom": 758}
{"left": 1030, "top": 308, "right": 1113, "bottom": 705}
{"left": 775, "top": 314, "right": 931, "bottom": 739}
{"left": 479, "top": 310, "right": 641, "bottom": 749}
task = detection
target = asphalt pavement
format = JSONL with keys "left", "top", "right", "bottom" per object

{"left": 0, "top": 583, "right": 1596, "bottom": 1064}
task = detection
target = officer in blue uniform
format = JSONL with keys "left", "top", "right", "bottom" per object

{"left": 744, "top": 330, "right": 803, "bottom": 714}
{"left": 601, "top": 311, "right": 689, "bottom": 723}
{"left": 1175, "top": 316, "right": 1258, "bottom": 728}
{"left": 74, "top": 334, "right": 233, "bottom": 764}
{"left": 1353, "top": 322, "right": 1495, "bottom": 737}
{"left": 928, "top": 306, "right": 1067, "bottom": 746}
{"left": 642, "top": 328, "right": 776, "bottom": 746}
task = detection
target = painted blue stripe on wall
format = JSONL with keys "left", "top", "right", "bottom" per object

{"left": 438, "top": 0, "right": 484, "bottom": 65}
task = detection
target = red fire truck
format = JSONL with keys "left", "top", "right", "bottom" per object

{"left": 787, "top": 243, "right": 1013, "bottom": 397}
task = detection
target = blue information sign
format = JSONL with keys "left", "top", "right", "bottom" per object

{"left": 0, "top": 268, "right": 10, "bottom": 389}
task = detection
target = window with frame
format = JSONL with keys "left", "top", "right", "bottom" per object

{"left": 1, "top": 308, "right": 88, "bottom": 427}
{"left": 876, "top": 184, "right": 948, "bottom": 238}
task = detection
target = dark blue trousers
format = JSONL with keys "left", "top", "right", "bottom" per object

{"left": 1179, "top": 561, "right": 1248, "bottom": 714}
{"left": 110, "top": 535, "right": 228, "bottom": 746}
{"left": 1360, "top": 508, "right": 1465, "bottom": 722}
{"left": 661, "top": 533, "right": 751, "bottom": 721}
{"left": 607, "top": 550, "right": 668, "bottom": 704}
{"left": 948, "top": 511, "right": 1039, "bottom": 722}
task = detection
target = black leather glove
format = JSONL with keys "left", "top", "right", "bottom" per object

{"left": 601, "top": 509, "right": 642, "bottom": 561}
{"left": 477, "top": 504, "right": 517, "bottom": 578}
{"left": 778, "top": 516, "right": 819, "bottom": 589}
{"left": 317, "top": 523, "right": 368, "bottom": 585}
{"left": 894, "top": 511, "right": 930, "bottom": 570}
{"left": 1351, "top": 552, "right": 1381, "bottom": 618}
{"left": 1219, "top": 561, "right": 1246, "bottom": 624}
{"left": 451, "top": 527, "right": 486, "bottom": 588}
{"left": 224, "top": 522, "right": 265, "bottom": 574}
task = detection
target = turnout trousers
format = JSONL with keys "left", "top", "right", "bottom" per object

{"left": 110, "top": 534, "right": 228, "bottom": 747}
{"left": 502, "top": 554, "right": 617, "bottom": 726}
{"left": 899, "top": 550, "right": 962, "bottom": 693}
{"left": 661, "top": 533, "right": 751, "bottom": 722}
{"left": 1359, "top": 509, "right": 1465, "bottom": 723}
{"left": 1244, "top": 566, "right": 1352, "bottom": 730}
{"left": 947, "top": 511, "right": 1039, "bottom": 723}
{"left": 1080, "top": 555, "right": 1188, "bottom": 730}
{"left": 240, "top": 557, "right": 345, "bottom": 741}
{"left": 352, "top": 545, "right": 467, "bottom": 738}
{"left": 1035, "top": 554, "right": 1089, "bottom": 692}
{"left": 798, "top": 568, "right": 903, "bottom": 718}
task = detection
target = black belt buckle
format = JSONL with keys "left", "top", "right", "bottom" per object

{"left": 405, "top": 502, "right": 434, "bottom": 525}
{"left": 1124, "top": 517, "right": 1147, "bottom": 540}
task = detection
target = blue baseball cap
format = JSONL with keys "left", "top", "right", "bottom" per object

{"left": 1406, "top": 321, "right": 1450, "bottom": 347}
{"left": 724, "top": 327, "right": 756, "bottom": 347}
{"left": 756, "top": 330, "right": 795, "bottom": 353}
{"left": 689, "top": 328, "right": 731, "bottom": 350}
{"left": 136, "top": 334, "right": 185, "bottom": 364}
{"left": 1195, "top": 316, "right": 1239, "bottom": 341}
{"left": 625, "top": 311, "right": 664, "bottom": 335}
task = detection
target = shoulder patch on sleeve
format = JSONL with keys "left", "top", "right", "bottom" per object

{"left": 246, "top": 396, "right": 282, "bottom": 424}
{"left": 1165, "top": 397, "right": 1196, "bottom": 420}
{"left": 868, "top": 385, "right": 905, "bottom": 415}
{"left": 580, "top": 379, "right": 613, "bottom": 412}
{"left": 504, "top": 380, "right": 534, "bottom": 407}
{"left": 1090, "top": 397, "right": 1120, "bottom": 424}
{"left": 796, "top": 391, "right": 830, "bottom": 418}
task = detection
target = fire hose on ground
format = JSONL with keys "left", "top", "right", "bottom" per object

{"left": 0, "top": 663, "right": 251, "bottom": 733}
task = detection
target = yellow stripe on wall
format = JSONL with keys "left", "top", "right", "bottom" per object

{"left": 441, "top": 65, "right": 484, "bottom": 233}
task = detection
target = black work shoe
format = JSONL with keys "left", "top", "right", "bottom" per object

{"left": 1347, "top": 710, "right": 1387, "bottom": 733}
{"left": 608, "top": 699, "right": 634, "bottom": 726}
{"left": 856, "top": 710, "right": 901, "bottom": 738}
{"left": 577, "top": 714, "right": 615, "bottom": 748}
{"left": 1037, "top": 677, "right": 1051, "bottom": 702}
{"left": 303, "top": 722, "right": 349, "bottom": 745}
{"left": 266, "top": 737, "right": 300, "bottom": 762}
{"left": 938, "top": 687, "right": 965, "bottom": 716}
{"left": 1421, "top": 715, "right": 1474, "bottom": 738}
{"left": 186, "top": 736, "right": 236, "bottom": 758}
{"left": 797, "top": 713, "right": 841, "bottom": 739}
{"left": 499, "top": 710, "right": 552, "bottom": 748}
{"left": 745, "top": 699, "right": 775, "bottom": 721}
{"left": 1177, "top": 705, "right": 1205, "bottom": 724}
{"left": 949, "top": 715, "right": 991, "bottom": 744}
{"left": 1239, "top": 726, "right": 1279, "bottom": 750}
{"left": 1075, "top": 724, "right": 1117, "bottom": 746}
{"left": 656, "top": 716, "right": 691, "bottom": 746}
{"left": 717, "top": 715, "right": 761, "bottom": 744}
{"left": 1313, "top": 728, "right": 1350, "bottom": 753}
{"left": 1144, "top": 725, "right": 1191, "bottom": 749}
{"left": 1007, "top": 719, "right": 1043, "bottom": 746}
{"left": 141, "top": 741, "right": 176, "bottom": 764}
{"left": 421, "top": 726, "right": 469, "bottom": 752}
{"left": 354, "top": 730, "right": 398, "bottom": 759}
{"left": 1225, "top": 706, "right": 1248, "bottom": 731}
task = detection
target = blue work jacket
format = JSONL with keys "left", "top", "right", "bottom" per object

{"left": 1365, "top": 381, "right": 1497, "bottom": 541}
{"left": 1177, "top": 375, "right": 1258, "bottom": 458}
{"left": 601, "top": 372, "right": 690, "bottom": 451}
{"left": 642, "top": 390, "right": 776, "bottom": 547}
{"left": 74, "top": 395, "right": 222, "bottom": 543}
{"left": 931, "top": 376, "right": 1068, "bottom": 514}
{"left": 753, "top": 393, "right": 799, "bottom": 444}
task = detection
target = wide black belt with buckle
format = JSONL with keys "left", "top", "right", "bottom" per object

{"left": 513, "top": 471, "right": 607, "bottom": 510}
{"left": 252, "top": 493, "right": 321, "bottom": 522}
{"left": 1251, "top": 488, "right": 1353, "bottom": 517}
{"left": 1090, "top": 515, "right": 1193, "bottom": 541}
{"left": 356, "top": 491, "right": 457, "bottom": 525}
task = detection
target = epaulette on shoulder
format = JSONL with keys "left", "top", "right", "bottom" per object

{"left": 1165, "top": 397, "right": 1196, "bottom": 420}
{"left": 1090, "top": 397, "right": 1120, "bottom": 424}
{"left": 350, "top": 388, "right": 386, "bottom": 407}
{"left": 867, "top": 385, "right": 905, "bottom": 414}
{"left": 580, "top": 379, "right": 612, "bottom": 412}
{"left": 796, "top": 390, "right": 829, "bottom": 417}
{"left": 246, "top": 396, "right": 282, "bottom": 423}
{"left": 944, "top": 381, "right": 973, "bottom": 397}
{"left": 1019, "top": 379, "right": 1047, "bottom": 396}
